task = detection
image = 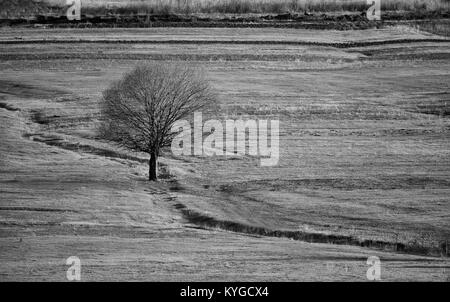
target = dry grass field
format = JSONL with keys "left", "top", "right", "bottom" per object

{"left": 2, "top": 0, "right": 449, "bottom": 18}
{"left": 0, "top": 25, "right": 449, "bottom": 281}
{"left": 40, "top": 0, "right": 450, "bottom": 14}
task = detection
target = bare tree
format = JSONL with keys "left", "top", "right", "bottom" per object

{"left": 100, "top": 62, "right": 214, "bottom": 181}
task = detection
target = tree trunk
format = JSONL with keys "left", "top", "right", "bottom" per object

{"left": 149, "top": 150, "right": 157, "bottom": 181}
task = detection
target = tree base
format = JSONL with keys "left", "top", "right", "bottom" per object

{"left": 149, "top": 151, "right": 158, "bottom": 181}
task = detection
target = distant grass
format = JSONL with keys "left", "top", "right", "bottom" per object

{"left": 3, "top": 1, "right": 449, "bottom": 18}
{"left": 413, "top": 19, "right": 450, "bottom": 36}
{"left": 68, "top": 0, "right": 450, "bottom": 15}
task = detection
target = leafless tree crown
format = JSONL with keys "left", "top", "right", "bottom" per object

{"left": 100, "top": 62, "right": 215, "bottom": 155}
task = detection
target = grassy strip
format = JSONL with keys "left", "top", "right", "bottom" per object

{"left": 80, "top": 0, "right": 450, "bottom": 15}
{"left": 2, "top": 0, "right": 449, "bottom": 18}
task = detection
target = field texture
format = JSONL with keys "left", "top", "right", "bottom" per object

{"left": 24, "top": 0, "right": 450, "bottom": 13}
{"left": 0, "top": 26, "right": 449, "bottom": 281}
{"left": 2, "top": 0, "right": 449, "bottom": 19}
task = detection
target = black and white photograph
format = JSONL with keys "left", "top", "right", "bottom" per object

{"left": 0, "top": 0, "right": 449, "bottom": 285}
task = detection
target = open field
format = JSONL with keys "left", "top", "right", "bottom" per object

{"left": 27, "top": 0, "right": 450, "bottom": 14}
{"left": 0, "top": 26, "right": 449, "bottom": 281}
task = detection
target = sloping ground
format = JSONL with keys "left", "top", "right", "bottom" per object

{"left": 0, "top": 26, "right": 449, "bottom": 281}
{"left": 1, "top": 91, "right": 449, "bottom": 281}
{"left": 3, "top": 97, "right": 449, "bottom": 281}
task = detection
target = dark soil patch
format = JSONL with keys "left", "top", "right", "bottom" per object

{"left": 0, "top": 80, "right": 68, "bottom": 99}
{"left": 0, "top": 102, "right": 20, "bottom": 111}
